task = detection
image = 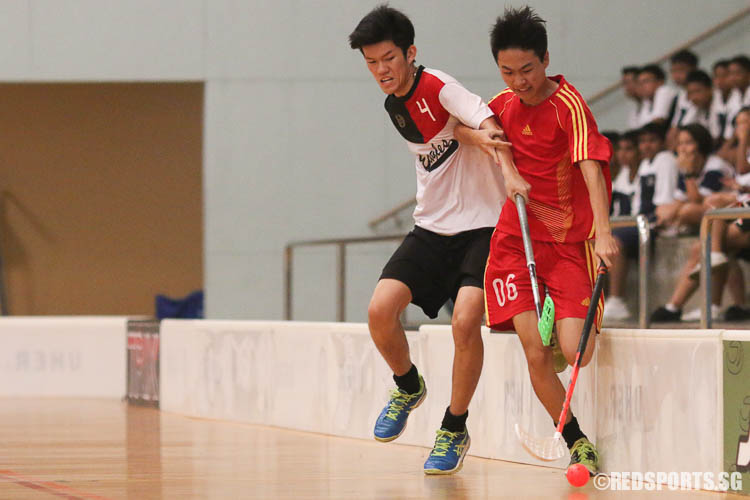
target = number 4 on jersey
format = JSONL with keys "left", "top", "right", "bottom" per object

{"left": 416, "top": 98, "right": 436, "bottom": 122}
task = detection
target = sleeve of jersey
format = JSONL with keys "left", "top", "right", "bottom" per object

{"left": 437, "top": 82, "right": 493, "bottom": 130}
{"left": 557, "top": 90, "right": 612, "bottom": 165}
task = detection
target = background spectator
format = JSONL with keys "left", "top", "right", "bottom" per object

{"left": 622, "top": 66, "right": 642, "bottom": 129}
{"left": 636, "top": 64, "right": 678, "bottom": 127}
{"left": 604, "top": 124, "right": 677, "bottom": 320}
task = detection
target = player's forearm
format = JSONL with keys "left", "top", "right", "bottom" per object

{"left": 454, "top": 117, "right": 502, "bottom": 143}
{"left": 497, "top": 147, "right": 518, "bottom": 178}
{"left": 580, "top": 160, "right": 612, "bottom": 236}
{"left": 453, "top": 123, "right": 483, "bottom": 145}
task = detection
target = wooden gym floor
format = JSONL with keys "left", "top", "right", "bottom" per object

{"left": 0, "top": 399, "right": 740, "bottom": 499}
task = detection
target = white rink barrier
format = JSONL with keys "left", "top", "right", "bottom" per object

{"left": 597, "top": 329, "right": 723, "bottom": 477}
{"left": 160, "top": 320, "right": 725, "bottom": 473}
{"left": 0, "top": 317, "right": 128, "bottom": 398}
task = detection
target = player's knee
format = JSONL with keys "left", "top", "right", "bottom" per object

{"left": 524, "top": 346, "right": 550, "bottom": 372}
{"left": 578, "top": 334, "right": 597, "bottom": 367}
{"left": 560, "top": 345, "right": 576, "bottom": 367}
{"left": 451, "top": 311, "right": 481, "bottom": 346}
{"left": 367, "top": 300, "right": 398, "bottom": 333}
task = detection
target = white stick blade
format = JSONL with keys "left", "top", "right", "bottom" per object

{"left": 514, "top": 423, "right": 567, "bottom": 461}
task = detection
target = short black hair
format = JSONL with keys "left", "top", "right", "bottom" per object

{"left": 638, "top": 122, "right": 667, "bottom": 141}
{"left": 490, "top": 6, "right": 547, "bottom": 61}
{"left": 686, "top": 69, "right": 712, "bottom": 88}
{"left": 601, "top": 130, "right": 620, "bottom": 145}
{"left": 712, "top": 59, "right": 730, "bottom": 72}
{"left": 349, "top": 4, "right": 415, "bottom": 55}
{"left": 678, "top": 123, "right": 714, "bottom": 157}
{"left": 622, "top": 66, "right": 640, "bottom": 76}
{"left": 640, "top": 64, "right": 666, "bottom": 81}
{"left": 670, "top": 49, "right": 698, "bottom": 67}
{"left": 620, "top": 129, "right": 641, "bottom": 147}
{"left": 729, "top": 55, "right": 750, "bottom": 73}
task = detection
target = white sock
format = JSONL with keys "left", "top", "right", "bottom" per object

{"left": 665, "top": 303, "right": 679, "bottom": 313}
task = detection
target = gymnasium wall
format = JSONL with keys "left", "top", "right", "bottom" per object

{"left": 0, "top": 83, "right": 203, "bottom": 315}
{"left": 0, "top": 2, "right": 747, "bottom": 318}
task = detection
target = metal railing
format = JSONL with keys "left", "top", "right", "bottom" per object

{"left": 368, "top": 198, "right": 416, "bottom": 231}
{"left": 610, "top": 215, "right": 651, "bottom": 329}
{"left": 699, "top": 207, "right": 750, "bottom": 329}
{"left": 284, "top": 215, "right": 651, "bottom": 326}
{"left": 284, "top": 234, "right": 406, "bottom": 321}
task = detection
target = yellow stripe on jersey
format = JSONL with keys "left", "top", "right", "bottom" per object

{"left": 555, "top": 92, "right": 581, "bottom": 162}
{"left": 488, "top": 88, "right": 514, "bottom": 106}
{"left": 561, "top": 85, "right": 589, "bottom": 163}
{"left": 561, "top": 85, "right": 586, "bottom": 161}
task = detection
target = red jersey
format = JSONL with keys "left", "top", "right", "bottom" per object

{"left": 488, "top": 75, "right": 612, "bottom": 243}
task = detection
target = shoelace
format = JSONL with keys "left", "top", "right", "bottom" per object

{"left": 573, "top": 441, "right": 597, "bottom": 463}
{"left": 430, "top": 429, "right": 459, "bottom": 457}
{"left": 385, "top": 389, "right": 417, "bottom": 421}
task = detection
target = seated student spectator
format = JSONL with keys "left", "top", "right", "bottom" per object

{"left": 713, "top": 59, "right": 733, "bottom": 132}
{"left": 636, "top": 64, "right": 678, "bottom": 127}
{"left": 604, "top": 124, "right": 678, "bottom": 320}
{"left": 602, "top": 130, "right": 621, "bottom": 179}
{"left": 622, "top": 66, "right": 641, "bottom": 129}
{"left": 667, "top": 50, "right": 700, "bottom": 147}
{"left": 656, "top": 124, "right": 733, "bottom": 233}
{"left": 721, "top": 55, "right": 750, "bottom": 146}
{"left": 651, "top": 110, "right": 750, "bottom": 323}
{"left": 670, "top": 70, "right": 726, "bottom": 144}
{"left": 610, "top": 130, "right": 641, "bottom": 217}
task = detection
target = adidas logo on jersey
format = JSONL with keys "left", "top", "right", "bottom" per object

{"left": 522, "top": 124, "right": 533, "bottom": 136}
{"left": 581, "top": 297, "right": 591, "bottom": 307}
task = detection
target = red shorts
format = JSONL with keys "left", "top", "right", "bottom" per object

{"left": 484, "top": 231, "right": 604, "bottom": 331}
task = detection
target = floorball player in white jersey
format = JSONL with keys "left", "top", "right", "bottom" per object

{"left": 349, "top": 4, "right": 516, "bottom": 475}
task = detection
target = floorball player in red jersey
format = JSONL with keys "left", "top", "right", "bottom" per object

{"left": 455, "top": 6, "right": 619, "bottom": 475}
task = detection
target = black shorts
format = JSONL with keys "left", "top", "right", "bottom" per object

{"left": 380, "top": 225, "right": 493, "bottom": 319}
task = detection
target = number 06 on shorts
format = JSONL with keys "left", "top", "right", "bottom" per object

{"left": 484, "top": 231, "right": 603, "bottom": 332}
{"left": 491, "top": 273, "right": 518, "bottom": 307}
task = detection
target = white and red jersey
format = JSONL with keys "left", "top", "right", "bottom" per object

{"left": 385, "top": 66, "right": 506, "bottom": 235}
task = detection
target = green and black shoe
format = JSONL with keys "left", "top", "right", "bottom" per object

{"left": 569, "top": 437, "right": 600, "bottom": 475}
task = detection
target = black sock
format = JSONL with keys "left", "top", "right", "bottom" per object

{"left": 559, "top": 415, "right": 587, "bottom": 449}
{"left": 441, "top": 407, "right": 468, "bottom": 433}
{"left": 393, "top": 364, "right": 420, "bottom": 394}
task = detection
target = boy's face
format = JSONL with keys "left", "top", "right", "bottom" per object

{"left": 686, "top": 82, "right": 712, "bottom": 110}
{"left": 496, "top": 48, "right": 550, "bottom": 105}
{"left": 637, "top": 72, "right": 661, "bottom": 99}
{"left": 713, "top": 66, "right": 731, "bottom": 94}
{"left": 616, "top": 139, "right": 639, "bottom": 169}
{"left": 670, "top": 62, "right": 693, "bottom": 87}
{"left": 729, "top": 62, "right": 750, "bottom": 90}
{"left": 361, "top": 40, "right": 417, "bottom": 96}
{"left": 622, "top": 72, "right": 639, "bottom": 99}
{"left": 638, "top": 133, "right": 664, "bottom": 160}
